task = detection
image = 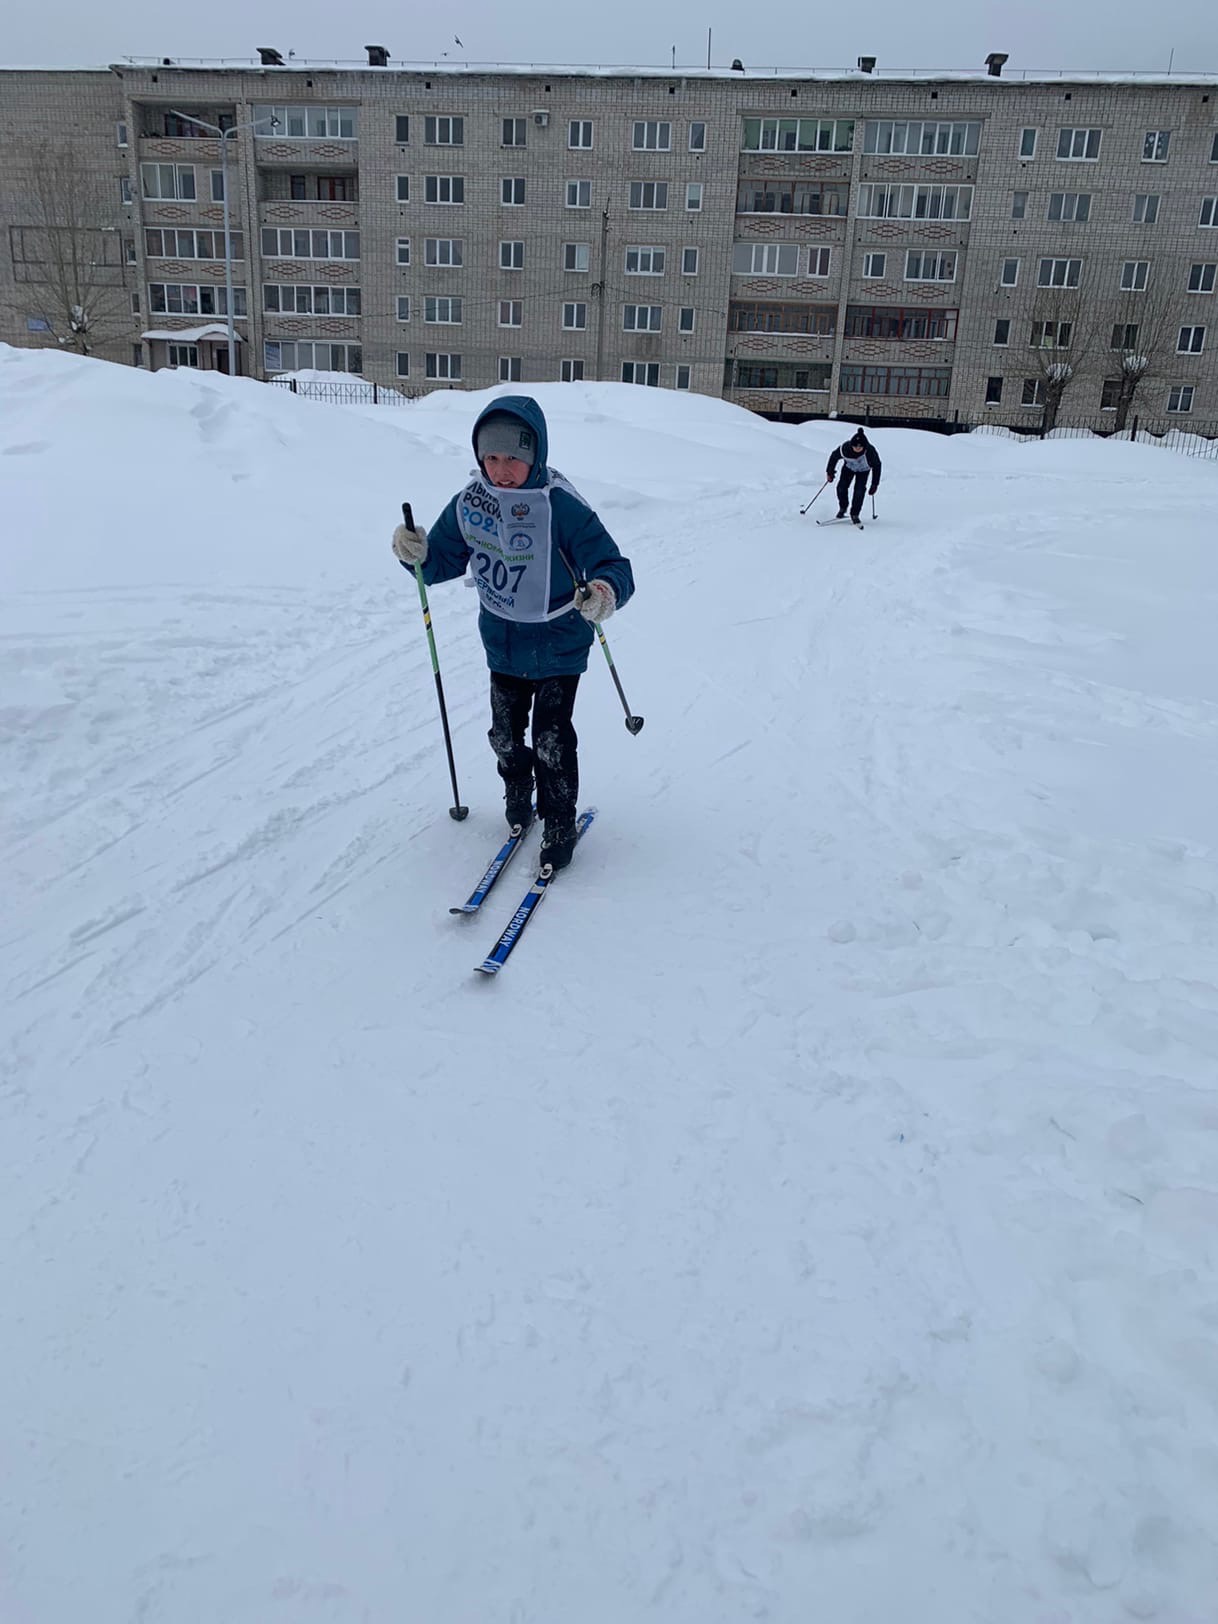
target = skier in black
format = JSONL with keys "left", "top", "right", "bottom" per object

{"left": 826, "top": 429, "right": 882, "bottom": 524}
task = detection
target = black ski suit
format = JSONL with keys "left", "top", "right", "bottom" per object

{"left": 826, "top": 438, "right": 882, "bottom": 519}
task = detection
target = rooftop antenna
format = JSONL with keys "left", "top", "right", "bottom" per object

{"left": 706, "top": 27, "right": 711, "bottom": 70}
{"left": 671, "top": 45, "right": 676, "bottom": 69}
{"left": 1167, "top": 46, "right": 1175, "bottom": 71}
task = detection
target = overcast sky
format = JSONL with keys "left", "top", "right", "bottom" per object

{"left": 6, "top": 0, "right": 1215, "bottom": 75}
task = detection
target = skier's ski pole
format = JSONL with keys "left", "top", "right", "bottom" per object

{"left": 557, "top": 546, "right": 644, "bottom": 735}
{"left": 402, "top": 502, "right": 469, "bottom": 820}
{"left": 871, "top": 490, "right": 878, "bottom": 521}
{"left": 800, "top": 478, "right": 831, "bottom": 516}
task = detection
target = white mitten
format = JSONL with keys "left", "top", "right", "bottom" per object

{"left": 577, "top": 579, "right": 616, "bottom": 624}
{"left": 392, "top": 522, "right": 428, "bottom": 565}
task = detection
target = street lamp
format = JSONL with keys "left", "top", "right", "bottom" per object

{"left": 168, "top": 109, "right": 277, "bottom": 378}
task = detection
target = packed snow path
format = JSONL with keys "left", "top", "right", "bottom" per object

{"left": 2, "top": 347, "right": 1217, "bottom": 1622}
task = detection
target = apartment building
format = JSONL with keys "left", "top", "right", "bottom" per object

{"left": 2, "top": 54, "right": 1216, "bottom": 426}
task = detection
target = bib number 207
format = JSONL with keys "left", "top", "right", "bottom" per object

{"left": 474, "top": 552, "right": 527, "bottom": 594}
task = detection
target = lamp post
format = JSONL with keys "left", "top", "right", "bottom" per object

{"left": 168, "top": 110, "right": 276, "bottom": 378}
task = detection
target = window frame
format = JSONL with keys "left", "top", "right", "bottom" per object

{"left": 1132, "top": 192, "right": 1160, "bottom": 224}
{"left": 622, "top": 303, "right": 663, "bottom": 333}
{"left": 682, "top": 246, "right": 700, "bottom": 276}
{"left": 1167, "top": 384, "right": 1195, "bottom": 413}
{"left": 1177, "top": 324, "right": 1207, "bottom": 354}
{"left": 1056, "top": 127, "right": 1102, "bottom": 162}
{"left": 1019, "top": 127, "right": 1038, "bottom": 159}
{"left": 424, "top": 174, "right": 465, "bottom": 206}
{"left": 500, "top": 176, "right": 526, "bottom": 207}
{"left": 499, "top": 239, "right": 525, "bottom": 271}
{"left": 501, "top": 117, "right": 527, "bottom": 148}
{"left": 424, "top": 295, "right": 463, "bottom": 326}
{"left": 1047, "top": 191, "right": 1092, "bottom": 223}
{"left": 568, "top": 120, "right": 594, "bottom": 150}
{"left": 563, "top": 242, "right": 591, "bottom": 273}
{"left": 632, "top": 120, "right": 672, "bottom": 152}
{"left": 424, "top": 351, "right": 463, "bottom": 381}
{"left": 424, "top": 115, "right": 464, "bottom": 147}
{"left": 566, "top": 179, "right": 592, "bottom": 209}
{"left": 1187, "top": 262, "right": 1217, "bottom": 294}
{"left": 688, "top": 121, "right": 707, "bottom": 152}
{"left": 1142, "top": 130, "right": 1171, "bottom": 163}
{"left": 562, "top": 302, "right": 588, "bottom": 330}
{"left": 1120, "top": 259, "right": 1150, "bottom": 292}
{"left": 498, "top": 299, "right": 523, "bottom": 328}
{"left": 1037, "top": 256, "right": 1083, "bottom": 288}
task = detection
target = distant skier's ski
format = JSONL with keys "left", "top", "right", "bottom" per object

{"left": 450, "top": 817, "right": 534, "bottom": 914}
{"left": 816, "top": 516, "right": 865, "bottom": 529}
{"left": 474, "top": 808, "right": 597, "bottom": 976}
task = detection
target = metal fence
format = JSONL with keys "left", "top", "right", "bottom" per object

{"left": 970, "top": 416, "right": 1218, "bottom": 461}
{"left": 268, "top": 378, "right": 424, "bottom": 407}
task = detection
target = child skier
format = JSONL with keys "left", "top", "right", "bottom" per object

{"left": 826, "top": 428, "right": 882, "bottom": 524}
{"left": 392, "top": 396, "right": 634, "bottom": 872}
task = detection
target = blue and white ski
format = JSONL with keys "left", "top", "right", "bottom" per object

{"left": 474, "top": 808, "right": 597, "bottom": 977}
{"left": 450, "top": 816, "right": 534, "bottom": 915}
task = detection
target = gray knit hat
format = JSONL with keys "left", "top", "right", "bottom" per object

{"left": 476, "top": 412, "right": 537, "bottom": 466}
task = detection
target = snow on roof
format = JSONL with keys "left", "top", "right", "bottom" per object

{"left": 142, "top": 324, "right": 242, "bottom": 343}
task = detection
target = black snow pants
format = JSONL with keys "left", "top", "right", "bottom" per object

{"left": 836, "top": 467, "right": 869, "bottom": 519}
{"left": 488, "top": 672, "right": 580, "bottom": 830}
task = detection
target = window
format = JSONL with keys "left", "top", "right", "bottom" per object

{"left": 260, "top": 229, "right": 361, "bottom": 261}
{"left": 678, "top": 306, "right": 695, "bottom": 333}
{"left": 502, "top": 117, "right": 527, "bottom": 147}
{"left": 396, "top": 352, "right": 410, "bottom": 377}
{"left": 1019, "top": 127, "right": 1038, "bottom": 159}
{"left": 425, "top": 296, "right": 462, "bottom": 324}
{"left": 808, "top": 247, "right": 832, "bottom": 277}
{"left": 1212, "top": 134, "right": 1218, "bottom": 163}
{"left": 397, "top": 237, "right": 411, "bottom": 265}
{"left": 689, "top": 121, "right": 707, "bottom": 151}
{"left": 561, "top": 358, "right": 585, "bottom": 381}
{"left": 1012, "top": 191, "right": 1028, "bottom": 219}
{"left": 1132, "top": 193, "right": 1160, "bottom": 224}
{"left": 1188, "top": 262, "right": 1217, "bottom": 293}
{"left": 729, "top": 302, "right": 836, "bottom": 336}
{"left": 1111, "top": 323, "right": 1139, "bottom": 350}
{"left": 745, "top": 118, "right": 855, "bottom": 152}
{"left": 682, "top": 247, "right": 699, "bottom": 275}
{"left": 425, "top": 238, "right": 463, "bottom": 267}
{"left": 501, "top": 177, "right": 526, "bottom": 206}
{"left": 564, "top": 243, "right": 590, "bottom": 272}
{"left": 838, "top": 365, "right": 951, "bottom": 397}
{"left": 1178, "top": 325, "right": 1206, "bottom": 353}
{"left": 1167, "top": 384, "right": 1194, "bottom": 413}
{"left": 1201, "top": 198, "right": 1218, "bottom": 228}
{"left": 120, "top": 176, "right": 133, "bottom": 205}
{"left": 1048, "top": 192, "right": 1091, "bottom": 222}
{"left": 1100, "top": 378, "right": 1122, "bottom": 410}
{"left": 116, "top": 121, "right": 128, "bottom": 148}
{"left": 629, "top": 181, "right": 669, "bottom": 210}
{"left": 1021, "top": 378, "right": 1046, "bottom": 407}
{"left": 994, "top": 318, "right": 1011, "bottom": 345}
{"left": 1120, "top": 259, "right": 1149, "bottom": 291}
{"left": 123, "top": 237, "right": 136, "bottom": 265}
{"left": 865, "top": 120, "right": 980, "bottom": 157}
{"left": 263, "top": 341, "right": 362, "bottom": 373}
{"left": 569, "top": 120, "right": 594, "bottom": 149}
{"left": 263, "top": 285, "right": 361, "bottom": 315}
{"left": 1031, "top": 319, "right": 1072, "bottom": 349}
{"left": 141, "top": 163, "right": 195, "bottom": 200}
{"left": 396, "top": 175, "right": 410, "bottom": 203}
{"left": 167, "top": 344, "right": 200, "bottom": 369}
{"left": 130, "top": 290, "right": 140, "bottom": 314}
{"left": 253, "top": 105, "right": 357, "bottom": 139}
{"left": 145, "top": 227, "right": 245, "bottom": 260}
{"left": 844, "top": 306, "right": 958, "bottom": 341}
{"left": 132, "top": 344, "right": 143, "bottom": 367}
{"left": 566, "top": 179, "right": 591, "bottom": 208}
{"left": 622, "top": 361, "right": 660, "bottom": 385}
{"left": 499, "top": 356, "right": 522, "bottom": 381}
{"left": 633, "top": 121, "right": 672, "bottom": 151}
{"left": 863, "top": 252, "right": 887, "bottom": 279}
{"left": 905, "top": 250, "right": 957, "bottom": 282}
{"left": 425, "top": 353, "right": 462, "bottom": 380}
{"left": 424, "top": 116, "right": 464, "bottom": 146}
{"left": 732, "top": 242, "right": 800, "bottom": 275}
{"left": 150, "top": 283, "right": 248, "bottom": 317}
{"left": 498, "top": 300, "right": 523, "bottom": 327}
{"left": 1142, "top": 130, "right": 1171, "bottom": 163}
{"left": 625, "top": 245, "right": 665, "bottom": 275}
{"left": 1038, "top": 257, "right": 1082, "bottom": 287}
{"left": 395, "top": 115, "right": 410, "bottom": 144}
{"left": 563, "top": 302, "right": 587, "bottom": 329}
{"left": 499, "top": 240, "right": 524, "bottom": 270}
{"left": 397, "top": 295, "right": 411, "bottom": 321}
{"left": 675, "top": 365, "right": 691, "bottom": 390}
{"left": 985, "top": 376, "right": 1004, "bottom": 404}
{"left": 623, "top": 304, "right": 662, "bottom": 332}
{"left": 685, "top": 182, "right": 703, "bottom": 211}
{"left": 857, "top": 183, "right": 974, "bottom": 221}
{"left": 731, "top": 361, "right": 832, "bottom": 390}
{"left": 425, "top": 175, "right": 464, "bottom": 204}
{"left": 210, "top": 170, "right": 226, "bottom": 203}
{"left": 735, "top": 179, "right": 848, "bottom": 216}
{"left": 1057, "top": 127, "right": 1102, "bottom": 161}
{"left": 289, "top": 173, "right": 357, "bottom": 201}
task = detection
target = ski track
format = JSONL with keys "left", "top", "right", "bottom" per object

{"left": 2, "top": 360, "right": 1217, "bottom": 1623}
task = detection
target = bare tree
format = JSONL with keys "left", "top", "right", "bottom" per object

{"left": 1103, "top": 273, "right": 1177, "bottom": 431}
{"left": 1024, "top": 263, "right": 1100, "bottom": 433}
{"left": 12, "top": 145, "right": 131, "bottom": 355}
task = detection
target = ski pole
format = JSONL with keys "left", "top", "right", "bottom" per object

{"left": 800, "top": 478, "right": 831, "bottom": 516}
{"left": 557, "top": 546, "right": 644, "bottom": 736}
{"left": 871, "top": 490, "right": 878, "bottom": 522}
{"left": 402, "top": 502, "right": 469, "bottom": 820}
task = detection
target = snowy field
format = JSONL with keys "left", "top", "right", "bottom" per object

{"left": 2, "top": 343, "right": 1217, "bottom": 1624}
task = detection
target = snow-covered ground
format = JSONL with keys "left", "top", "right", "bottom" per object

{"left": 2, "top": 344, "right": 1217, "bottom": 1623}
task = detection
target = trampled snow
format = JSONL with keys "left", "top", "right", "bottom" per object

{"left": 2, "top": 343, "right": 1217, "bottom": 1622}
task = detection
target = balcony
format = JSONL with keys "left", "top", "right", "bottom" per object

{"left": 255, "top": 138, "right": 359, "bottom": 169}
{"left": 259, "top": 200, "right": 359, "bottom": 230}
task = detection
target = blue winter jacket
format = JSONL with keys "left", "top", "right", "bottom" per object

{"left": 409, "top": 397, "right": 635, "bottom": 680}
